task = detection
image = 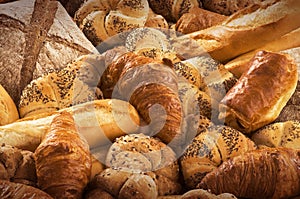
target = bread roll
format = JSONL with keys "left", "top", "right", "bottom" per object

{"left": 198, "top": 147, "right": 300, "bottom": 199}
{"left": 175, "top": 7, "right": 228, "bottom": 34}
{"left": 0, "top": 0, "right": 97, "bottom": 104}
{"left": 0, "top": 180, "right": 52, "bottom": 199}
{"left": 251, "top": 120, "right": 300, "bottom": 149}
{"left": 75, "top": 0, "right": 150, "bottom": 46}
{"left": 18, "top": 53, "right": 106, "bottom": 118}
{"left": 180, "top": 125, "right": 256, "bottom": 189}
{"left": 0, "top": 84, "right": 19, "bottom": 125}
{"left": 145, "top": 8, "right": 169, "bottom": 29}
{"left": 219, "top": 51, "right": 298, "bottom": 134}
{"left": 0, "top": 99, "right": 140, "bottom": 151}
{"left": 225, "top": 28, "right": 300, "bottom": 77}
{"left": 177, "top": 0, "right": 300, "bottom": 63}
{"left": 105, "top": 133, "right": 182, "bottom": 196}
{"left": 181, "top": 189, "right": 237, "bottom": 199}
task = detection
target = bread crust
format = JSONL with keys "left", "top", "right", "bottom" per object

{"left": 219, "top": 51, "right": 298, "bottom": 134}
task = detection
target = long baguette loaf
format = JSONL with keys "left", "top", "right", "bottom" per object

{"left": 175, "top": 0, "right": 300, "bottom": 63}
{"left": 225, "top": 28, "right": 300, "bottom": 77}
{"left": 0, "top": 99, "right": 140, "bottom": 151}
{"left": 0, "top": 0, "right": 97, "bottom": 104}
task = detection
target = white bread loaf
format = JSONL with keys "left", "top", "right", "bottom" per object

{"left": 75, "top": 0, "right": 154, "bottom": 46}
{"left": 225, "top": 28, "right": 300, "bottom": 77}
{"left": 175, "top": 0, "right": 300, "bottom": 63}
{"left": 0, "top": 84, "right": 19, "bottom": 126}
{"left": 0, "top": 0, "right": 97, "bottom": 104}
{"left": 0, "top": 99, "right": 140, "bottom": 151}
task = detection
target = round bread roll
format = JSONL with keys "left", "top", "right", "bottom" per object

{"left": 75, "top": 0, "right": 151, "bottom": 46}
{"left": 0, "top": 84, "right": 19, "bottom": 125}
{"left": 145, "top": 8, "right": 169, "bottom": 29}
{"left": 180, "top": 125, "right": 257, "bottom": 189}
{"left": 105, "top": 133, "right": 182, "bottom": 196}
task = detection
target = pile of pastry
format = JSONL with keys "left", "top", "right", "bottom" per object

{"left": 0, "top": 0, "right": 299, "bottom": 198}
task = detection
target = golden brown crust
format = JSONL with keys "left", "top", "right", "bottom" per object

{"left": 219, "top": 51, "right": 298, "bottom": 134}
{"left": 198, "top": 147, "right": 300, "bottom": 199}
{"left": 34, "top": 111, "right": 92, "bottom": 198}
{"left": 0, "top": 84, "right": 19, "bottom": 125}
{"left": 180, "top": 125, "right": 256, "bottom": 189}
{"left": 176, "top": 7, "right": 227, "bottom": 34}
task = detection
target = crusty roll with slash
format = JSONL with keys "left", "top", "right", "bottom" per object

{"left": 0, "top": 144, "right": 36, "bottom": 187}
{"left": 148, "top": 0, "right": 202, "bottom": 22}
{"left": 177, "top": 0, "right": 300, "bottom": 63}
{"left": 0, "top": 84, "right": 19, "bottom": 125}
{"left": 175, "top": 7, "right": 228, "bottom": 34}
{"left": 0, "top": 180, "right": 53, "bottom": 199}
{"left": 34, "top": 111, "right": 92, "bottom": 199}
{"left": 180, "top": 125, "right": 256, "bottom": 189}
{"left": 0, "top": 0, "right": 97, "bottom": 104}
{"left": 100, "top": 52, "right": 183, "bottom": 146}
{"left": 198, "top": 147, "right": 300, "bottom": 199}
{"left": 104, "top": 133, "right": 182, "bottom": 196}
{"left": 0, "top": 99, "right": 140, "bottom": 151}
{"left": 251, "top": 120, "right": 300, "bottom": 149}
{"left": 219, "top": 51, "right": 298, "bottom": 134}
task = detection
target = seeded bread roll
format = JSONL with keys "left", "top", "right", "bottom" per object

{"left": 198, "top": 147, "right": 300, "bottom": 199}
{"left": 18, "top": 53, "right": 105, "bottom": 118}
{"left": 251, "top": 120, "right": 300, "bottom": 149}
{"left": 0, "top": 0, "right": 97, "bottom": 104}
{"left": 180, "top": 125, "right": 256, "bottom": 189}
{"left": 0, "top": 84, "right": 19, "bottom": 125}
{"left": 219, "top": 51, "right": 298, "bottom": 134}
{"left": 148, "top": 0, "right": 202, "bottom": 22}
{"left": 105, "top": 134, "right": 182, "bottom": 196}
{"left": 74, "top": 0, "right": 152, "bottom": 46}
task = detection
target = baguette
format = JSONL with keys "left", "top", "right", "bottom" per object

{"left": 175, "top": 0, "right": 300, "bottom": 63}
{"left": 0, "top": 99, "right": 140, "bottom": 151}
{"left": 225, "top": 28, "right": 300, "bottom": 77}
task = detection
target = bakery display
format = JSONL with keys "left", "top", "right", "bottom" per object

{"left": 0, "top": 0, "right": 299, "bottom": 198}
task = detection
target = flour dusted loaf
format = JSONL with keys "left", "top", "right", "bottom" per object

{"left": 0, "top": 0, "right": 97, "bottom": 104}
{"left": 219, "top": 51, "right": 298, "bottom": 134}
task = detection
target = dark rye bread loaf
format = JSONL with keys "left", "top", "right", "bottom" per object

{"left": 0, "top": 0, "right": 97, "bottom": 104}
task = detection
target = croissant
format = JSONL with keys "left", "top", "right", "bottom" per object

{"left": 100, "top": 52, "right": 183, "bottom": 146}
{"left": 0, "top": 180, "right": 53, "bottom": 199}
{"left": 180, "top": 125, "right": 257, "bottom": 189}
{"left": 198, "top": 147, "right": 300, "bottom": 199}
{"left": 34, "top": 111, "right": 92, "bottom": 198}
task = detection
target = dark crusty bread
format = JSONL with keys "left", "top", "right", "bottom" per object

{"left": 0, "top": 0, "right": 97, "bottom": 104}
